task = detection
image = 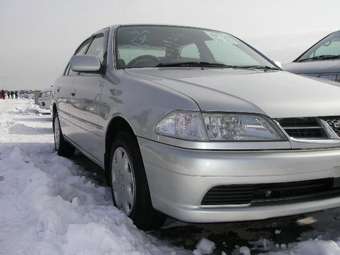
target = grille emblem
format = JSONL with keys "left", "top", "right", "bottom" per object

{"left": 324, "top": 118, "right": 340, "bottom": 136}
{"left": 332, "top": 120, "right": 340, "bottom": 129}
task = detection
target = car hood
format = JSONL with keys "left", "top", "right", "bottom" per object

{"left": 125, "top": 68, "right": 340, "bottom": 118}
{"left": 284, "top": 60, "right": 340, "bottom": 75}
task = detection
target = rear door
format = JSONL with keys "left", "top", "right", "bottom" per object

{"left": 68, "top": 32, "right": 108, "bottom": 164}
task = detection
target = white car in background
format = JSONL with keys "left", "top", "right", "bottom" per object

{"left": 37, "top": 90, "right": 52, "bottom": 110}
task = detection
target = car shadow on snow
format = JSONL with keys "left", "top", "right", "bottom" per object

{"left": 152, "top": 216, "right": 315, "bottom": 254}
{"left": 71, "top": 150, "right": 108, "bottom": 186}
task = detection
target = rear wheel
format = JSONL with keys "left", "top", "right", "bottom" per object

{"left": 53, "top": 113, "right": 75, "bottom": 157}
{"left": 109, "top": 131, "right": 166, "bottom": 230}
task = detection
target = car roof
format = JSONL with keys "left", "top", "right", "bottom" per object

{"left": 93, "top": 24, "right": 227, "bottom": 35}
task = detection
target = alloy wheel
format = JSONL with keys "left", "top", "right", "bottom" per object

{"left": 111, "top": 147, "right": 136, "bottom": 215}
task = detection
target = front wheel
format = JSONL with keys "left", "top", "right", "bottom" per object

{"left": 109, "top": 132, "right": 166, "bottom": 230}
{"left": 53, "top": 113, "right": 75, "bottom": 157}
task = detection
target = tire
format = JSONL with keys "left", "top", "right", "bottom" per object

{"left": 109, "top": 131, "right": 166, "bottom": 230}
{"left": 53, "top": 113, "right": 75, "bottom": 157}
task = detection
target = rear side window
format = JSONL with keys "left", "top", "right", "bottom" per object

{"left": 86, "top": 35, "right": 105, "bottom": 63}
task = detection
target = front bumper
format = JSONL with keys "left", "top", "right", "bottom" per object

{"left": 138, "top": 137, "right": 340, "bottom": 223}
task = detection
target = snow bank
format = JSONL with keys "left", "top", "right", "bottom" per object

{"left": 15, "top": 99, "right": 49, "bottom": 113}
{"left": 193, "top": 238, "right": 215, "bottom": 255}
{"left": 0, "top": 100, "right": 187, "bottom": 255}
{"left": 268, "top": 240, "right": 340, "bottom": 255}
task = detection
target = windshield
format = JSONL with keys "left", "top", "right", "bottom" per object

{"left": 115, "top": 25, "right": 276, "bottom": 69}
{"left": 297, "top": 31, "right": 340, "bottom": 62}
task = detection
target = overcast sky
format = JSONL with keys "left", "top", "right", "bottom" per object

{"left": 1, "top": 0, "right": 340, "bottom": 90}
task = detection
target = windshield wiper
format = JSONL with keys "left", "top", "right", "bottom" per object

{"left": 231, "top": 65, "right": 280, "bottom": 71}
{"left": 156, "top": 62, "right": 279, "bottom": 71}
{"left": 298, "top": 55, "right": 340, "bottom": 62}
{"left": 156, "top": 61, "right": 230, "bottom": 68}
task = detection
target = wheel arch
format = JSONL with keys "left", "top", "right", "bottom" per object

{"left": 104, "top": 116, "right": 138, "bottom": 172}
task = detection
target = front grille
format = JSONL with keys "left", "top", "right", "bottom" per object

{"left": 277, "top": 116, "right": 340, "bottom": 139}
{"left": 277, "top": 117, "right": 327, "bottom": 139}
{"left": 201, "top": 178, "right": 340, "bottom": 206}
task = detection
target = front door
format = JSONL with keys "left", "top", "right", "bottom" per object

{"left": 69, "top": 33, "right": 107, "bottom": 164}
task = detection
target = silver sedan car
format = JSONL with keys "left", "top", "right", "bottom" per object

{"left": 53, "top": 24, "right": 340, "bottom": 230}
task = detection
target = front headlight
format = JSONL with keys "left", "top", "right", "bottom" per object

{"left": 156, "top": 111, "right": 285, "bottom": 141}
{"left": 155, "top": 111, "right": 208, "bottom": 141}
{"left": 203, "top": 113, "right": 285, "bottom": 141}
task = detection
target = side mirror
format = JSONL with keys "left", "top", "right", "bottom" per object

{"left": 274, "top": 61, "right": 282, "bottom": 68}
{"left": 70, "top": 55, "right": 101, "bottom": 72}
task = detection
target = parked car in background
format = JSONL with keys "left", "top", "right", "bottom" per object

{"left": 53, "top": 25, "right": 340, "bottom": 230}
{"left": 38, "top": 90, "right": 52, "bottom": 110}
{"left": 284, "top": 31, "right": 340, "bottom": 82}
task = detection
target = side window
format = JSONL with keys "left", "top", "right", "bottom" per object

{"left": 86, "top": 35, "right": 105, "bottom": 63}
{"left": 75, "top": 39, "right": 92, "bottom": 55}
{"left": 180, "top": 43, "right": 200, "bottom": 60}
{"left": 66, "top": 39, "right": 92, "bottom": 76}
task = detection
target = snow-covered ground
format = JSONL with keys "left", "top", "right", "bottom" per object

{"left": 0, "top": 100, "right": 188, "bottom": 255}
{"left": 3, "top": 100, "right": 340, "bottom": 255}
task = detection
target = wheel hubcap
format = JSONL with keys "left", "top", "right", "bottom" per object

{"left": 54, "top": 117, "right": 60, "bottom": 150}
{"left": 111, "top": 147, "right": 136, "bottom": 215}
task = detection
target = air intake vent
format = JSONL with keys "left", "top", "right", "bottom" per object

{"left": 277, "top": 117, "right": 327, "bottom": 139}
{"left": 201, "top": 178, "right": 340, "bottom": 206}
